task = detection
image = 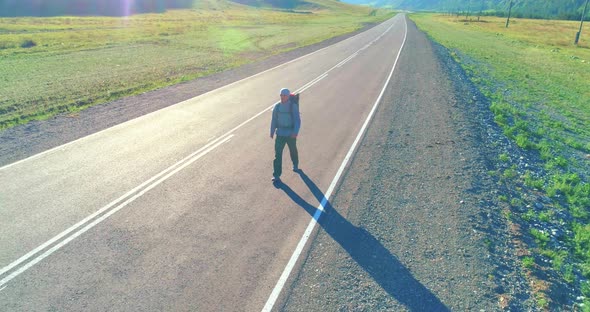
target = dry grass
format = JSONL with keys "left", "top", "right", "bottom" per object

{"left": 0, "top": 1, "right": 394, "bottom": 129}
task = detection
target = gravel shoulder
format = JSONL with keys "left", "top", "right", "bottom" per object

{"left": 280, "top": 18, "right": 533, "bottom": 311}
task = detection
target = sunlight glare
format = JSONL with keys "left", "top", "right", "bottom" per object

{"left": 123, "top": 0, "right": 135, "bottom": 18}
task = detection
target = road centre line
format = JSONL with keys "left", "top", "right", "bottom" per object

{"left": 0, "top": 16, "right": 400, "bottom": 288}
{"left": 295, "top": 24, "right": 396, "bottom": 97}
{"left": 0, "top": 132, "right": 233, "bottom": 279}
{"left": 296, "top": 74, "right": 328, "bottom": 94}
{"left": 336, "top": 52, "right": 358, "bottom": 68}
{"left": 0, "top": 17, "right": 395, "bottom": 172}
{"left": 0, "top": 135, "right": 233, "bottom": 288}
{"left": 293, "top": 24, "right": 395, "bottom": 94}
{"left": 262, "top": 16, "right": 407, "bottom": 312}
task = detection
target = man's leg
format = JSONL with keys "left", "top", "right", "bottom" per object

{"left": 286, "top": 137, "right": 299, "bottom": 170}
{"left": 273, "top": 136, "right": 287, "bottom": 178}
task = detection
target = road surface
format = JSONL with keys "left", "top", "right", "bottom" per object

{"left": 1, "top": 14, "right": 409, "bottom": 311}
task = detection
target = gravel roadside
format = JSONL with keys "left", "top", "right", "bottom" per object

{"left": 279, "top": 18, "right": 534, "bottom": 311}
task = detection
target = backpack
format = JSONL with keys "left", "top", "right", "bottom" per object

{"left": 275, "top": 93, "right": 300, "bottom": 129}
{"left": 289, "top": 93, "right": 299, "bottom": 106}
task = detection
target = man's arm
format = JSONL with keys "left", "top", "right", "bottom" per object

{"left": 270, "top": 106, "right": 277, "bottom": 138}
{"left": 292, "top": 104, "right": 301, "bottom": 138}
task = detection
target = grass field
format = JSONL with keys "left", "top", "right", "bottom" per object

{"left": 409, "top": 13, "right": 589, "bottom": 310}
{"left": 0, "top": 0, "right": 393, "bottom": 129}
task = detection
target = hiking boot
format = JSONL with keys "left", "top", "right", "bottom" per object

{"left": 292, "top": 165, "right": 299, "bottom": 172}
{"left": 272, "top": 176, "right": 281, "bottom": 183}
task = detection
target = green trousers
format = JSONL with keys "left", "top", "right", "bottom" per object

{"left": 273, "top": 136, "right": 298, "bottom": 178}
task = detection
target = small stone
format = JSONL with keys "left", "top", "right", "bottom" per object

{"left": 539, "top": 196, "right": 552, "bottom": 203}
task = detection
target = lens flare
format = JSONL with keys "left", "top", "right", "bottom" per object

{"left": 123, "top": 0, "right": 135, "bottom": 17}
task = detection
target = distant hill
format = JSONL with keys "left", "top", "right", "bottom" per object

{"left": 0, "top": 0, "right": 195, "bottom": 17}
{"left": 0, "top": 0, "right": 347, "bottom": 16}
{"left": 342, "top": 0, "right": 403, "bottom": 9}
{"left": 231, "top": 0, "right": 307, "bottom": 9}
{"left": 339, "top": 0, "right": 590, "bottom": 20}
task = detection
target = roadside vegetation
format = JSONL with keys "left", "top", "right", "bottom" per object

{"left": 0, "top": 0, "right": 393, "bottom": 130}
{"left": 409, "top": 13, "right": 589, "bottom": 310}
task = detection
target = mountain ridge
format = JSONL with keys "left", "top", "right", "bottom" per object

{"left": 340, "top": 0, "right": 590, "bottom": 20}
{"left": 0, "top": 0, "right": 357, "bottom": 17}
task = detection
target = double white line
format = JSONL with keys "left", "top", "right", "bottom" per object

{"left": 0, "top": 63, "right": 330, "bottom": 289}
{"left": 0, "top": 134, "right": 233, "bottom": 288}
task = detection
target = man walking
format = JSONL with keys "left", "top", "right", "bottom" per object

{"left": 270, "top": 88, "right": 301, "bottom": 183}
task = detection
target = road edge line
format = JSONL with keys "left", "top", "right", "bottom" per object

{"left": 261, "top": 14, "right": 408, "bottom": 312}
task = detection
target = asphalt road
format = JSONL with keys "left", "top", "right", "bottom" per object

{"left": 0, "top": 15, "right": 407, "bottom": 311}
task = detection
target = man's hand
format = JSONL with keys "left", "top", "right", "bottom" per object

{"left": 270, "top": 134, "right": 274, "bottom": 139}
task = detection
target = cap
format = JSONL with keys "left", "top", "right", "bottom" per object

{"left": 280, "top": 88, "right": 290, "bottom": 96}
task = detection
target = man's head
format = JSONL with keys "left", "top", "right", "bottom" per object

{"left": 280, "top": 88, "right": 290, "bottom": 103}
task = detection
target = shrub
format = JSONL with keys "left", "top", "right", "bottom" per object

{"left": 573, "top": 223, "right": 590, "bottom": 260}
{"left": 522, "top": 256, "right": 535, "bottom": 268}
{"left": 20, "top": 39, "right": 37, "bottom": 48}
{"left": 530, "top": 228, "right": 550, "bottom": 247}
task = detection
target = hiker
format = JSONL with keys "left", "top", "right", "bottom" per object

{"left": 270, "top": 88, "right": 301, "bottom": 182}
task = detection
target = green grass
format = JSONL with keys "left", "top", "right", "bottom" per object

{"left": 530, "top": 228, "right": 550, "bottom": 248}
{"left": 410, "top": 15, "right": 590, "bottom": 155}
{"left": 522, "top": 256, "right": 535, "bottom": 268}
{"left": 499, "top": 153, "right": 509, "bottom": 162}
{"left": 0, "top": 0, "right": 394, "bottom": 129}
{"left": 409, "top": 13, "right": 589, "bottom": 306}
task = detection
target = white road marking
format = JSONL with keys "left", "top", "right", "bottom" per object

{"left": 335, "top": 52, "right": 358, "bottom": 67}
{"left": 262, "top": 15, "right": 408, "bottom": 312}
{"left": 297, "top": 73, "right": 328, "bottom": 94}
{"left": 0, "top": 135, "right": 233, "bottom": 288}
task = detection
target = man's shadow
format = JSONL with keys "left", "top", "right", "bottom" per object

{"left": 277, "top": 170, "right": 450, "bottom": 311}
